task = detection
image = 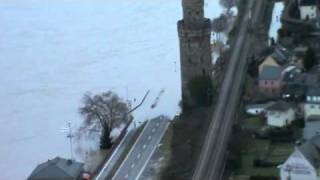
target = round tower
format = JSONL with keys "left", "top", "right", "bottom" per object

{"left": 178, "top": 0, "right": 212, "bottom": 107}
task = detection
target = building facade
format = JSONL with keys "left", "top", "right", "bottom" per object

{"left": 304, "top": 87, "right": 320, "bottom": 119}
{"left": 299, "top": 0, "right": 319, "bottom": 20}
{"left": 178, "top": 0, "right": 212, "bottom": 106}
{"left": 265, "top": 101, "right": 296, "bottom": 127}
{"left": 258, "top": 65, "right": 283, "bottom": 96}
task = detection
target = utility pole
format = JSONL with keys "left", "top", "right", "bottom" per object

{"left": 59, "top": 122, "right": 74, "bottom": 160}
{"left": 67, "top": 122, "right": 74, "bottom": 160}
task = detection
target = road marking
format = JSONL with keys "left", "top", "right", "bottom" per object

{"left": 152, "top": 128, "right": 155, "bottom": 133}
{"left": 135, "top": 121, "right": 170, "bottom": 180}
{"left": 137, "top": 153, "right": 141, "bottom": 159}
{"left": 143, "top": 144, "right": 147, "bottom": 149}
{"left": 148, "top": 136, "right": 152, "bottom": 140}
{"left": 124, "top": 174, "right": 128, "bottom": 179}
{"left": 95, "top": 123, "right": 133, "bottom": 180}
{"left": 112, "top": 120, "right": 152, "bottom": 180}
{"left": 131, "top": 163, "right": 135, "bottom": 168}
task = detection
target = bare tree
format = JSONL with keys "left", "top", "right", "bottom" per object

{"left": 79, "top": 91, "right": 129, "bottom": 149}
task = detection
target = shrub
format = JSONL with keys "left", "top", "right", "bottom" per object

{"left": 187, "top": 75, "right": 214, "bottom": 106}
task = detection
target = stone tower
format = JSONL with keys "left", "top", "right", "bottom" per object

{"left": 178, "top": 0, "right": 212, "bottom": 107}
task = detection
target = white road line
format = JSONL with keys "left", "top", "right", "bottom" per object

{"left": 112, "top": 120, "right": 152, "bottom": 180}
{"left": 95, "top": 124, "right": 132, "bottom": 180}
{"left": 135, "top": 121, "right": 170, "bottom": 180}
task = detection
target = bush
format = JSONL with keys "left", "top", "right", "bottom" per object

{"left": 187, "top": 75, "right": 213, "bottom": 106}
{"left": 292, "top": 118, "right": 305, "bottom": 128}
{"left": 253, "top": 159, "right": 277, "bottom": 167}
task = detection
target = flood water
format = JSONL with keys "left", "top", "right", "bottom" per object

{"left": 0, "top": 0, "right": 224, "bottom": 179}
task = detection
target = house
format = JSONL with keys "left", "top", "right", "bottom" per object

{"left": 27, "top": 157, "right": 84, "bottom": 180}
{"left": 282, "top": 84, "right": 305, "bottom": 101}
{"left": 299, "top": 0, "right": 319, "bottom": 20}
{"left": 282, "top": 66, "right": 305, "bottom": 100}
{"left": 282, "top": 71, "right": 320, "bottom": 99}
{"left": 245, "top": 103, "right": 272, "bottom": 115}
{"left": 280, "top": 135, "right": 320, "bottom": 180}
{"left": 265, "top": 101, "right": 295, "bottom": 127}
{"left": 281, "top": 65, "right": 303, "bottom": 85}
{"left": 258, "top": 55, "right": 281, "bottom": 73}
{"left": 304, "top": 87, "right": 320, "bottom": 119}
{"left": 273, "top": 44, "right": 292, "bottom": 64}
{"left": 304, "top": 115, "right": 320, "bottom": 139}
{"left": 287, "top": 73, "right": 320, "bottom": 87}
{"left": 293, "top": 46, "right": 308, "bottom": 58}
{"left": 259, "top": 65, "right": 283, "bottom": 95}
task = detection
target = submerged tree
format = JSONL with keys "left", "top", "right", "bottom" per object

{"left": 79, "top": 91, "right": 129, "bottom": 149}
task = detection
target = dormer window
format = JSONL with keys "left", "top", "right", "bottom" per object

{"left": 307, "top": 96, "right": 312, "bottom": 101}
{"left": 313, "top": 96, "right": 318, "bottom": 102}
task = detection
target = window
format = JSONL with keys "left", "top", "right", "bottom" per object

{"left": 313, "top": 96, "right": 317, "bottom": 102}
{"left": 307, "top": 96, "right": 311, "bottom": 101}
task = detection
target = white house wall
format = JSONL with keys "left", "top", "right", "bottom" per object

{"left": 280, "top": 148, "right": 317, "bottom": 180}
{"left": 304, "top": 104, "right": 320, "bottom": 119}
{"left": 246, "top": 107, "right": 265, "bottom": 115}
{"left": 300, "top": 6, "right": 317, "bottom": 20}
{"left": 267, "top": 109, "right": 295, "bottom": 127}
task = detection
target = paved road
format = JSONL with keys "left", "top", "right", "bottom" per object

{"left": 95, "top": 127, "right": 139, "bottom": 180}
{"left": 112, "top": 116, "right": 169, "bottom": 180}
{"left": 192, "top": 1, "right": 265, "bottom": 179}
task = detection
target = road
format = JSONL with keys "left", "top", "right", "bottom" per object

{"left": 192, "top": 0, "right": 266, "bottom": 179}
{"left": 112, "top": 116, "right": 169, "bottom": 180}
{"left": 95, "top": 127, "right": 139, "bottom": 180}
